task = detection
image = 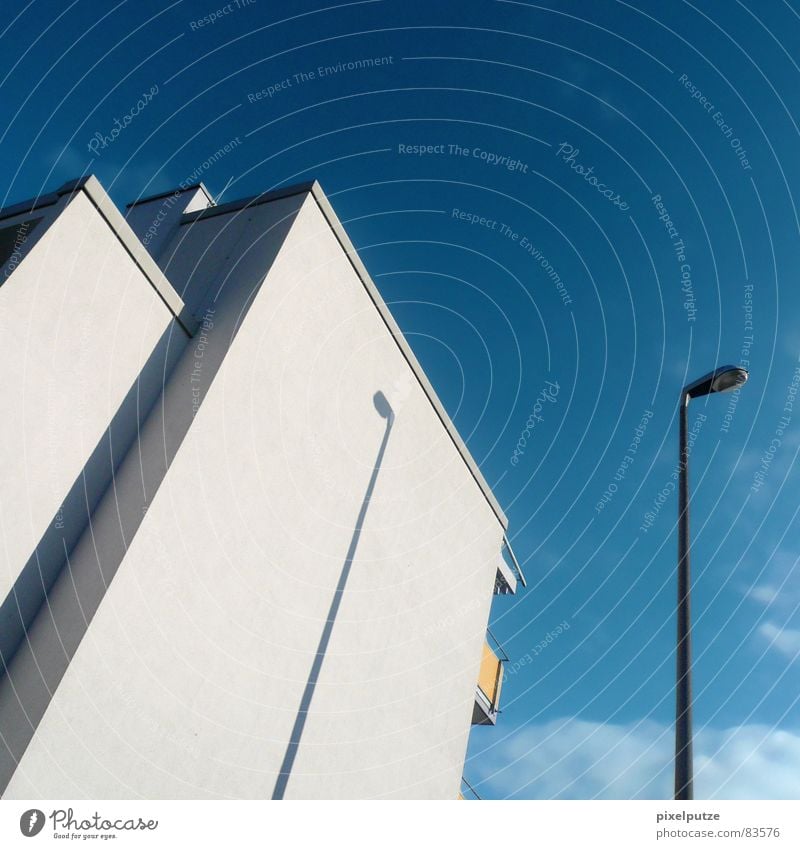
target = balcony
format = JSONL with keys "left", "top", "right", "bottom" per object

{"left": 472, "top": 630, "right": 508, "bottom": 725}
{"left": 495, "top": 534, "right": 526, "bottom": 594}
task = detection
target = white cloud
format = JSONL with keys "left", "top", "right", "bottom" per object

{"left": 471, "top": 718, "right": 800, "bottom": 799}
{"left": 758, "top": 622, "right": 800, "bottom": 660}
{"left": 746, "top": 583, "right": 781, "bottom": 606}
{"left": 741, "top": 548, "right": 800, "bottom": 619}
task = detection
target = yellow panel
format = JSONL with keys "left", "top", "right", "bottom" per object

{"left": 477, "top": 641, "right": 502, "bottom": 708}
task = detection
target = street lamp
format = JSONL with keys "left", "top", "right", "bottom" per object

{"left": 675, "top": 365, "right": 748, "bottom": 800}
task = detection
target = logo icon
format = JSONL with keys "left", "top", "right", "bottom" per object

{"left": 19, "top": 809, "right": 45, "bottom": 837}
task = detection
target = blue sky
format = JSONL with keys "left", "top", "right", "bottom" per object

{"left": 2, "top": 0, "right": 799, "bottom": 799}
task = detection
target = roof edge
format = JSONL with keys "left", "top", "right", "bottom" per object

{"left": 61, "top": 176, "right": 197, "bottom": 336}
{"left": 125, "top": 182, "right": 216, "bottom": 209}
{"left": 177, "top": 178, "right": 508, "bottom": 530}
{"left": 0, "top": 189, "right": 62, "bottom": 223}
{"left": 180, "top": 181, "right": 316, "bottom": 224}
{"left": 306, "top": 181, "right": 508, "bottom": 531}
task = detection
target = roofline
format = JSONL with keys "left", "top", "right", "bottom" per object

{"left": 0, "top": 188, "right": 62, "bottom": 223}
{"left": 125, "top": 182, "right": 216, "bottom": 209}
{"left": 73, "top": 177, "right": 198, "bottom": 335}
{"left": 182, "top": 180, "right": 508, "bottom": 530}
{"left": 1, "top": 175, "right": 508, "bottom": 529}
{"left": 1, "top": 177, "right": 198, "bottom": 336}
{"left": 180, "top": 181, "right": 316, "bottom": 223}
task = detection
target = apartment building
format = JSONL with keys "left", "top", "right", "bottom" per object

{"left": 0, "top": 175, "right": 524, "bottom": 799}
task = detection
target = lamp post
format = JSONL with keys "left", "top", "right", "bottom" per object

{"left": 675, "top": 365, "right": 748, "bottom": 800}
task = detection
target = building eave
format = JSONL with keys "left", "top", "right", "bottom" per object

{"left": 180, "top": 180, "right": 509, "bottom": 530}
{"left": 0, "top": 177, "right": 198, "bottom": 336}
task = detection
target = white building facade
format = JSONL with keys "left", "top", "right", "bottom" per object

{"left": 0, "top": 176, "right": 523, "bottom": 799}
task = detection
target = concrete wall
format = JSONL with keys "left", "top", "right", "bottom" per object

{"left": 1, "top": 190, "right": 503, "bottom": 799}
{"left": 124, "top": 185, "right": 213, "bottom": 264}
{"left": 0, "top": 187, "right": 190, "bottom": 649}
{"left": 0, "top": 183, "right": 194, "bottom": 790}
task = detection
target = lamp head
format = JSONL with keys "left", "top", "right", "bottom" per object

{"left": 711, "top": 367, "right": 748, "bottom": 393}
{"left": 685, "top": 365, "right": 749, "bottom": 399}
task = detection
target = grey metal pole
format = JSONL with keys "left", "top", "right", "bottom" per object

{"left": 675, "top": 392, "right": 693, "bottom": 800}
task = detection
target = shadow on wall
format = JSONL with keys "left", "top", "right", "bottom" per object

{"left": 272, "top": 391, "right": 394, "bottom": 800}
{"left": 0, "top": 289, "right": 254, "bottom": 793}
{"left": 0, "top": 322, "right": 186, "bottom": 676}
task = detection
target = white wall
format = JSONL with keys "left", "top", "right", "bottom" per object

{"left": 124, "top": 185, "right": 212, "bottom": 263}
{"left": 0, "top": 188, "right": 190, "bottom": 638}
{"left": 2, "top": 192, "right": 503, "bottom": 799}
{"left": 0, "top": 186, "right": 193, "bottom": 790}
{"left": 0, "top": 191, "right": 181, "bottom": 600}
